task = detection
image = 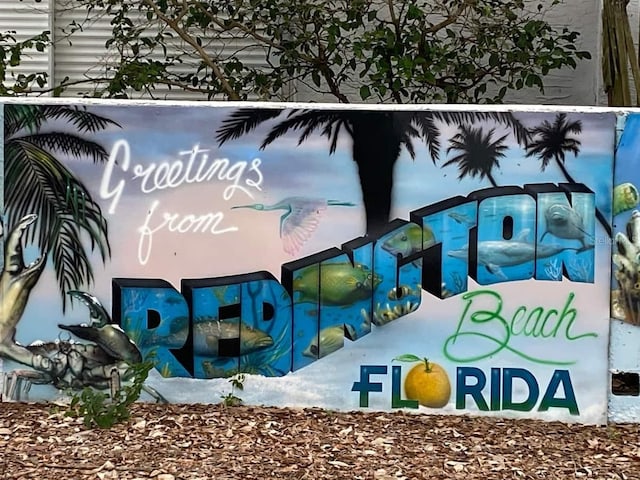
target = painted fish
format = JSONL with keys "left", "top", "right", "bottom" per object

{"left": 139, "top": 317, "right": 274, "bottom": 356}
{"left": 387, "top": 284, "right": 421, "bottom": 301}
{"left": 447, "top": 212, "right": 475, "bottom": 226}
{"left": 541, "top": 204, "right": 592, "bottom": 247}
{"left": 302, "top": 324, "right": 357, "bottom": 358}
{"left": 448, "top": 229, "right": 585, "bottom": 280}
{"left": 381, "top": 224, "right": 435, "bottom": 265}
{"left": 293, "top": 262, "right": 382, "bottom": 306}
{"left": 613, "top": 183, "right": 639, "bottom": 216}
{"left": 202, "top": 361, "right": 235, "bottom": 379}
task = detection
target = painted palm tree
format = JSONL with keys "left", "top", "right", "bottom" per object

{"left": 216, "top": 109, "right": 529, "bottom": 237}
{"left": 525, "top": 113, "right": 612, "bottom": 237}
{"left": 442, "top": 126, "right": 508, "bottom": 188}
{"left": 4, "top": 104, "right": 119, "bottom": 310}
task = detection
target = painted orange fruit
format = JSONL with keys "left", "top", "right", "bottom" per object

{"left": 403, "top": 359, "right": 451, "bottom": 408}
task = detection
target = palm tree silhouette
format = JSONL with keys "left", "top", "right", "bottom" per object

{"left": 525, "top": 113, "right": 611, "bottom": 237}
{"left": 216, "top": 109, "right": 529, "bottom": 237}
{"left": 4, "top": 104, "right": 119, "bottom": 310}
{"left": 442, "top": 126, "right": 508, "bottom": 187}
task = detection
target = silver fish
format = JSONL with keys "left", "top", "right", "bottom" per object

{"left": 140, "top": 317, "right": 274, "bottom": 356}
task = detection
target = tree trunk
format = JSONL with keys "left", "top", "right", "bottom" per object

{"left": 554, "top": 158, "right": 612, "bottom": 238}
{"left": 350, "top": 113, "right": 402, "bottom": 238}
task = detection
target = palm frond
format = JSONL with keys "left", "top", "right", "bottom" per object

{"left": 4, "top": 139, "right": 111, "bottom": 309}
{"left": 428, "top": 111, "right": 530, "bottom": 146}
{"left": 443, "top": 126, "right": 507, "bottom": 185}
{"left": 50, "top": 218, "right": 94, "bottom": 312}
{"left": 40, "top": 105, "right": 121, "bottom": 133}
{"left": 411, "top": 114, "right": 441, "bottom": 162}
{"left": 398, "top": 123, "right": 419, "bottom": 161}
{"left": 261, "top": 110, "right": 341, "bottom": 149}
{"left": 63, "top": 174, "right": 111, "bottom": 259}
{"left": 5, "top": 141, "right": 60, "bottom": 248}
{"left": 4, "top": 105, "right": 45, "bottom": 137}
{"left": 215, "top": 108, "right": 285, "bottom": 145}
{"left": 441, "top": 152, "right": 465, "bottom": 169}
{"left": 298, "top": 112, "right": 342, "bottom": 146}
{"left": 5, "top": 105, "right": 120, "bottom": 139}
{"left": 321, "top": 118, "right": 346, "bottom": 154}
{"left": 15, "top": 133, "right": 110, "bottom": 163}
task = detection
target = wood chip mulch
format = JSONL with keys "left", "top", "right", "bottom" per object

{"left": 1, "top": 402, "right": 639, "bottom": 480}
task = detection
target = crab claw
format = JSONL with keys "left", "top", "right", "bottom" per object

{"left": 61, "top": 291, "right": 141, "bottom": 364}
{"left": 68, "top": 290, "right": 111, "bottom": 327}
{"left": 2, "top": 214, "right": 45, "bottom": 282}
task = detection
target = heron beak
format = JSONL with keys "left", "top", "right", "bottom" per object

{"left": 231, "top": 205, "right": 252, "bottom": 209}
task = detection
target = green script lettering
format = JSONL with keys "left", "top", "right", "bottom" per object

{"left": 443, "top": 289, "right": 597, "bottom": 366}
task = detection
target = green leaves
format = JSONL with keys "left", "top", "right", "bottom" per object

{"left": 359, "top": 85, "right": 371, "bottom": 100}
{"left": 0, "top": 29, "right": 50, "bottom": 95}
{"left": 4, "top": 105, "right": 115, "bottom": 311}
{"left": 393, "top": 354, "right": 422, "bottom": 363}
{"left": 66, "top": 361, "right": 155, "bottom": 429}
{"left": 3, "top": 0, "right": 591, "bottom": 103}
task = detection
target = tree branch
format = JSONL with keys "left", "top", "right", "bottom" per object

{"left": 424, "top": 0, "right": 476, "bottom": 34}
{"left": 140, "top": 0, "right": 240, "bottom": 99}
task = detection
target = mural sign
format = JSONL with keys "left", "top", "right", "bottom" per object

{"left": 0, "top": 102, "right": 618, "bottom": 424}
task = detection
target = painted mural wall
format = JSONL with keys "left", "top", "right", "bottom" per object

{"left": 0, "top": 100, "right": 634, "bottom": 426}
{"left": 610, "top": 112, "right": 640, "bottom": 422}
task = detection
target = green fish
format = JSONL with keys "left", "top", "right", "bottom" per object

{"left": 139, "top": 317, "right": 274, "bottom": 356}
{"left": 293, "top": 262, "right": 382, "bottom": 306}
{"left": 303, "top": 324, "right": 357, "bottom": 358}
{"left": 381, "top": 224, "right": 435, "bottom": 265}
{"left": 614, "top": 183, "right": 639, "bottom": 216}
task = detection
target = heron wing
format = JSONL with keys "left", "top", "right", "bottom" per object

{"left": 280, "top": 199, "right": 327, "bottom": 255}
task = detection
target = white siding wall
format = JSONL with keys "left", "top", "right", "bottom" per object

{"left": 1, "top": 0, "right": 273, "bottom": 100}
{"left": 293, "top": 0, "right": 608, "bottom": 106}
{"left": 53, "top": 3, "right": 117, "bottom": 98}
{"left": 504, "top": 0, "right": 603, "bottom": 106}
{"left": 2, "top": 0, "right": 639, "bottom": 105}
{"left": 0, "top": 0, "right": 51, "bottom": 89}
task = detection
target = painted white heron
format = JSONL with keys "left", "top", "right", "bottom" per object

{"left": 232, "top": 196, "right": 356, "bottom": 255}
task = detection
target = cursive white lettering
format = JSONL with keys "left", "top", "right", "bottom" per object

{"left": 121, "top": 142, "right": 263, "bottom": 200}
{"left": 137, "top": 200, "right": 238, "bottom": 265}
{"left": 100, "top": 139, "right": 130, "bottom": 214}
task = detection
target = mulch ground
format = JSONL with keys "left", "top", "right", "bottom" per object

{"left": 1, "top": 402, "right": 639, "bottom": 480}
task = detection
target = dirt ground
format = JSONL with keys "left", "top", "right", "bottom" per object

{"left": 1, "top": 402, "right": 639, "bottom": 480}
